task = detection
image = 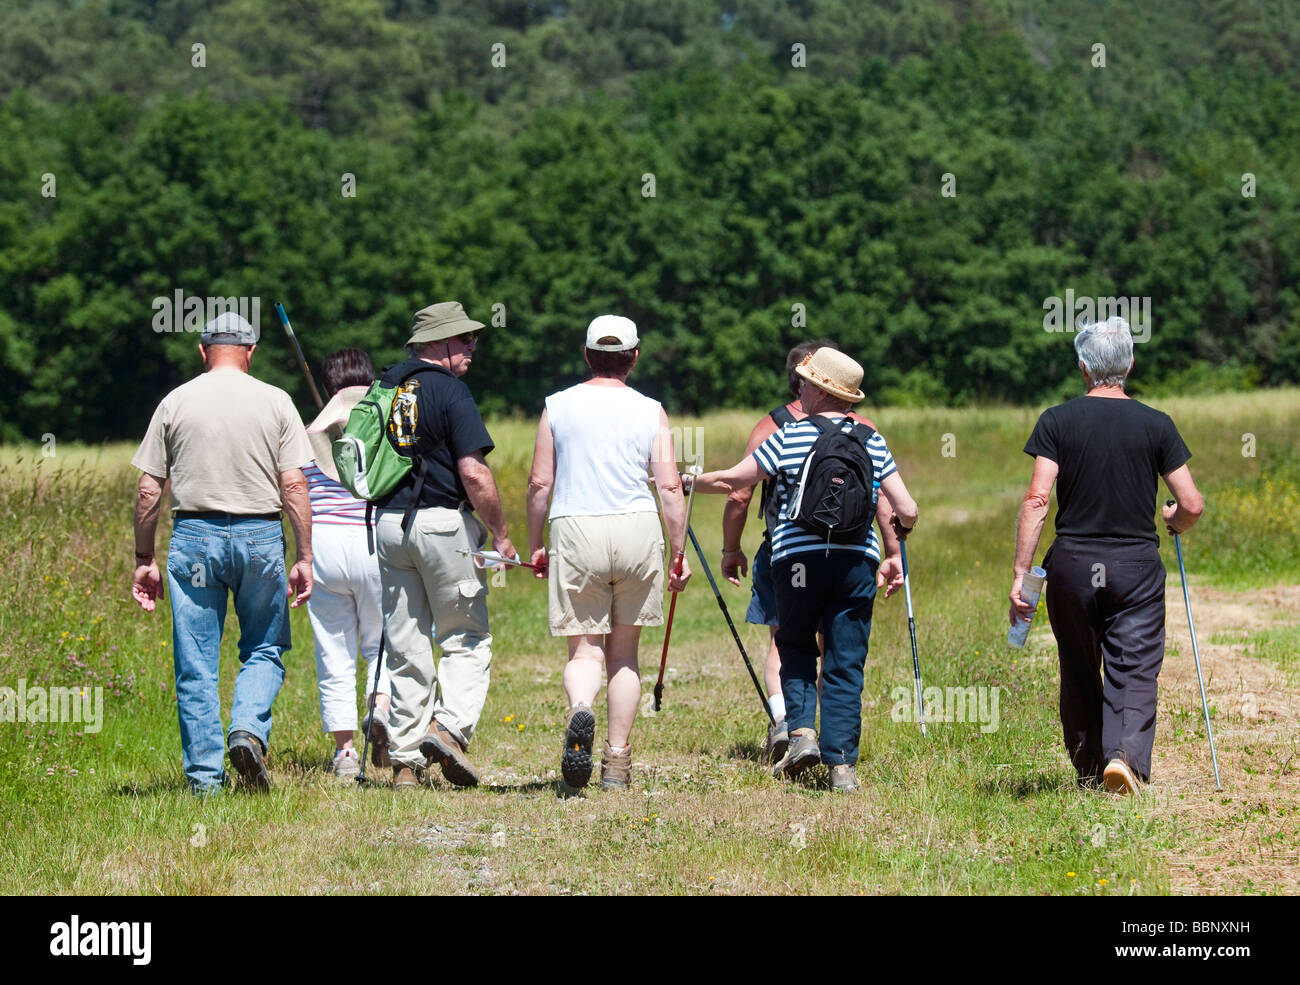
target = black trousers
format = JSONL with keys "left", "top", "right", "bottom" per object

{"left": 1043, "top": 536, "right": 1167, "bottom": 783}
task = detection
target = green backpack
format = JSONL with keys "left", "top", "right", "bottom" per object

{"left": 332, "top": 364, "right": 441, "bottom": 548}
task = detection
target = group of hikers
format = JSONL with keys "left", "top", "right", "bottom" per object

{"left": 130, "top": 301, "right": 1203, "bottom": 798}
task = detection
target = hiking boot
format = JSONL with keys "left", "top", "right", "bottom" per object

{"left": 599, "top": 739, "right": 632, "bottom": 791}
{"left": 1103, "top": 758, "right": 1140, "bottom": 796}
{"left": 419, "top": 720, "right": 480, "bottom": 788}
{"left": 762, "top": 717, "right": 789, "bottom": 765}
{"left": 332, "top": 747, "right": 361, "bottom": 780}
{"left": 772, "top": 727, "right": 819, "bottom": 779}
{"left": 361, "top": 707, "right": 391, "bottom": 768}
{"left": 228, "top": 730, "right": 271, "bottom": 792}
{"left": 392, "top": 764, "right": 420, "bottom": 790}
{"left": 561, "top": 704, "right": 597, "bottom": 789}
{"left": 828, "top": 763, "right": 860, "bottom": 793}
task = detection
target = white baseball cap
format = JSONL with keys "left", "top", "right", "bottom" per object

{"left": 585, "top": 315, "right": 639, "bottom": 352}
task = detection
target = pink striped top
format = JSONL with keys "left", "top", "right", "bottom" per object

{"left": 304, "top": 461, "right": 368, "bottom": 525}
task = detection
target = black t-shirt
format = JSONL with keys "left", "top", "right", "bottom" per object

{"left": 1024, "top": 396, "right": 1191, "bottom": 543}
{"left": 375, "top": 358, "right": 495, "bottom": 511}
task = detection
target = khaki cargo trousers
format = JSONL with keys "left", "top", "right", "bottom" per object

{"left": 375, "top": 506, "right": 492, "bottom": 771}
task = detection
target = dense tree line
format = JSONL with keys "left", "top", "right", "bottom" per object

{"left": 1, "top": 0, "right": 1298, "bottom": 440}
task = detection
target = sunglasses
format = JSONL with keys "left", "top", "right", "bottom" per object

{"left": 455, "top": 330, "right": 483, "bottom": 345}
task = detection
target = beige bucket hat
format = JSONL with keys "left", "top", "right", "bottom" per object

{"left": 406, "top": 301, "right": 485, "bottom": 347}
{"left": 795, "top": 347, "right": 866, "bottom": 403}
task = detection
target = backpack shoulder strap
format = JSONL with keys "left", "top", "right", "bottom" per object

{"left": 848, "top": 421, "right": 876, "bottom": 442}
{"left": 803, "top": 414, "right": 833, "bottom": 436}
{"left": 769, "top": 405, "right": 796, "bottom": 428}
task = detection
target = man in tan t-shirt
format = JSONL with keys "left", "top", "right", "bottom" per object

{"left": 131, "top": 312, "right": 314, "bottom": 794}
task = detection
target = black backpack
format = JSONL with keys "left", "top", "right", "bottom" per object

{"left": 766, "top": 415, "right": 878, "bottom": 545}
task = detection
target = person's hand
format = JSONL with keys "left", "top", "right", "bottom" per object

{"left": 1008, "top": 572, "right": 1034, "bottom": 627}
{"left": 530, "top": 546, "right": 548, "bottom": 579}
{"left": 288, "top": 559, "right": 313, "bottom": 608}
{"left": 876, "top": 555, "right": 903, "bottom": 599}
{"left": 494, "top": 535, "right": 518, "bottom": 563}
{"left": 721, "top": 549, "right": 748, "bottom": 586}
{"left": 668, "top": 553, "right": 692, "bottom": 593}
{"left": 1162, "top": 500, "right": 1180, "bottom": 536}
{"left": 693, "top": 471, "right": 731, "bottom": 495}
{"left": 132, "top": 561, "right": 163, "bottom": 612}
{"left": 890, "top": 514, "right": 914, "bottom": 541}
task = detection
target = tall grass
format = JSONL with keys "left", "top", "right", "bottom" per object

{"left": 0, "top": 388, "right": 1295, "bottom": 895}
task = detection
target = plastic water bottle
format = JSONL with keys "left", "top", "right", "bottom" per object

{"left": 1008, "top": 566, "right": 1047, "bottom": 647}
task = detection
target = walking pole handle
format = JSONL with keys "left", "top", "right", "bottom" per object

{"left": 653, "top": 467, "right": 699, "bottom": 711}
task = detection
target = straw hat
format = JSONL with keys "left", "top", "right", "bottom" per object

{"left": 794, "top": 348, "right": 865, "bottom": 403}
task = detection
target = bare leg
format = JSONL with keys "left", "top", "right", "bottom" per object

{"left": 332, "top": 730, "right": 354, "bottom": 751}
{"left": 604, "top": 624, "right": 643, "bottom": 748}
{"left": 564, "top": 634, "right": 605, "bottom": 708}
{"left": 764, "top": 627, "right": 782, "bottom": 697}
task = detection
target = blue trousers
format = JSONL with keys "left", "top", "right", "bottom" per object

{"left": 165, "top": 517, "right": 291, "bottom": 792}
{"left": 772, "top": 552, "right": 878, "bottom": 766}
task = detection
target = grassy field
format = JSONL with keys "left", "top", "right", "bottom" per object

{"left": 1, "top": 389, "right": 1297, "bottom": 895}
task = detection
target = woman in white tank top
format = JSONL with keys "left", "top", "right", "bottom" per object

{"left": 526, "top": 316, "right": 691, "bottom": 791}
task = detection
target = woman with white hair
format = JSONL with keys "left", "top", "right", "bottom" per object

{"left": 1009, "top": 316, "right": 1204, "bottom": 795}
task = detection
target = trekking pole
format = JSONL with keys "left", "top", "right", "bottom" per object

{"left": 686, "top": 525, "right": 775, "bottom": 725}
{"left": 653, "top": 467, "right": 700, "bottom": 711}
{"left": 274, "top": 301, "right": 325, "bottom": 410}
{"left": 356, "top": 632, "right": 386, "bottom": 786}
{"left": 899, "top": 539, "right": 926, "bottom": 737}
{"left": 1167, "top": 501, "right": 1222, "bottom": 789}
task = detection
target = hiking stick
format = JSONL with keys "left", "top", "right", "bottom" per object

{"left": 686, "top": 525, "right": 774, "bottom": 724}
{"left": 1168, "top": 501, "right": 1222, "bottom": 789}
{"left": 899, "top": 539, "right": 927, "bottom": 737}
{"left": 274, "top": 301, "right": 325, "bottom": 410}
{"left": 653, "top": 467, "right": 700, "bottom": 711}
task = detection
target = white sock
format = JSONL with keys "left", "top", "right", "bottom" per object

{"left": 608, "top": 744, "right": 628, "bottom": 755}
{"left": 768, "top": 694, "right": 786, "bottom": 722}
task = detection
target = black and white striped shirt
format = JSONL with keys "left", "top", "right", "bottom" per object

{"left": 752, "top": 417, "right": 897, "bottom": 563}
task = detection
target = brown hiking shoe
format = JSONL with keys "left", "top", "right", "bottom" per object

{"left": 828, "top": 763, "right": 860, "bottom": 793}
{"left": 392, "top": 764, "right": 421, "bottom": 789}
{"left": 772, "top": 727, "right": 819, "bottom": 780}
{"left": 599, "top": 739, "right": 632, "bottom": 791}
{"left": 419, "top": 720, "right": 480, "bottom": 788}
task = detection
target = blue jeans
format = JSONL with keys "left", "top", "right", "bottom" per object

{"left": 744, "top": 538, "right": 780, "bottom": 627}
{"left": 166, "top": 517, "right": 291, "bottom": 792}
{"left": 772, "top": 551, "right": 877, "bottom": 766}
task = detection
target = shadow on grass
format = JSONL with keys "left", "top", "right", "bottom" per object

{"left": 978, "top": 770, "right": 1074, "bottom": 798}
{"left": 726, "top": 739, "right": 766, "bottom": 763}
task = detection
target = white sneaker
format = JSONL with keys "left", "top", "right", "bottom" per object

{"left": 332, "top": 747, "right": 361, "bottom": 779}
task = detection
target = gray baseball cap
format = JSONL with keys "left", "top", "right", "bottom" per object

{"left": 200, "top": 312, "right": 259, "bottom": 345}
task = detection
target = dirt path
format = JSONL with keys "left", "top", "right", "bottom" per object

{"left": 1150, "top": 582, "right": 1299, "bottom": 894}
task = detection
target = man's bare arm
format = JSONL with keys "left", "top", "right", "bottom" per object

{"left": 279, "top": 468, "right": 313, "bottom": 563}
{"left": 459, "top": 450, "right": 515, "bottom": 559}
{"left": 134, "top": 472, "right": 166, "bottom": 559}
{"left": 280, "top": 467, "right": 314, "bottom": 608}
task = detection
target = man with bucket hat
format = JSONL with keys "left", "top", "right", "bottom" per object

{"left": 373, "top": 301, "right": 516, "bottom": 789}
{"left": 695, "top": 347, "right": 917, "bottom": 792}
{"left": 130, "top": 311, "right": 315, "bottom": 793}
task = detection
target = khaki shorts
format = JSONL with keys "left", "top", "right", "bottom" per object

{"left": 548, "top": 512, "right": 665, "bottom": 636}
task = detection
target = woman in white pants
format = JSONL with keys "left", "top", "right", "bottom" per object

{"left": 305, "top": 349, "right": 391, "bottom": 778}
{"left": 526, "top": 316, "right": 689, "bottom": 791}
